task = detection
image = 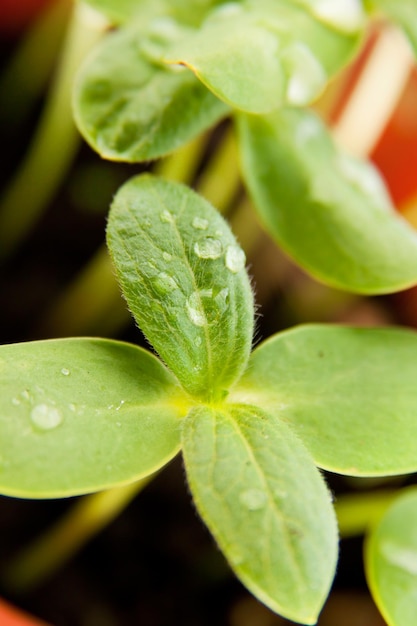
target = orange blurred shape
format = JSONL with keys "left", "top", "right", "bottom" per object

{"left": 0, "top": 598, "right": 50, "bottom": 626}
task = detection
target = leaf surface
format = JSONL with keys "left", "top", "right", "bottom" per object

{"left": 0, "top": 338, "right": 188, "bottom": 497}
{"left": 107, "top": 174, "right": 254, "bottom": 400}
{"left": 182, "top": 404, "right": 337, "bottom": 624}
{"left": 365, "top": 488, "right": 417, "bottom": 626}
{"left": 81, "top": 0, "right": 224, "bottom": 27}
{"left": 232, "top": 325, "right": 417, "bottom": 476}
{"left": 73, "top": 22, "right": 228, "bottom": 162}
{"left": 238, "top": 107, "right": 417, "bottom": 293}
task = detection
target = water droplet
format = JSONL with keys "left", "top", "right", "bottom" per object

{"left": 312, "top": 0, "right": 364, "bottom": 33}
{"left": 68, "top": 403, "right": 76, "bottom": 412}
{"left": 160, "top": 209, "right": 174, "bottom": 223}
{"left": 154, "top": 272, "right": 179, "bottom": 295}
{"left": 61, "top": 368, "right": 70, "bottom": 376}
{"left": 337, "top": 154, "right": 392, "bottom": 210}
{"left": 21, "top": 390, "right": 30, "bottom": 400}
{"left": 195, "top": 336, "right": 202, "bottom": 347}
{"left": 240, "top": 488, "right": 267, "bottom": 511}
{"left": 30, "top": 404, "right": 63, "bottom": 431}
{"left": 192, "top": 216, "right": 209, "bottom": 230}
{"left": 186, "top": 288, "right": 230, "bottom": 327}
{"left": 186, "top": 292, "right": 207, "bottom": 327}
{"left": 115, "top": 400, "right": 125, "bottom": 411}
{"left": 162, "top": 251, "right": 172, "bottom": 261}
{"left": 194, "top": 237, "right": 223, "bottom": 260}
{"left": 283, "top": 43, "right": 326, "bottom": 106}
{"left": 381, "top": 540, "right": 417, "bottom": 576}
{"left": 12, "top": 397, "right": 20, "bottom": 406}
{"left": 225, "top": 245, "right": 245, "bottom": 273}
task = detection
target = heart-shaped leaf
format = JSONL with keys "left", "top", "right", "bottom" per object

{"left": 182, "top": 403, "right": 338, "bottom": 624}
{"left": 238, "top": 107, "right": 417, "bottom": 293}
{"left": 232, "top": 325, "right": 417, "bottom": 476}
{"left": 0, "top": 338, "right": 188, "bottom": 498}
{"left": 107, "top": 174, "right": 254, "bottom": 400}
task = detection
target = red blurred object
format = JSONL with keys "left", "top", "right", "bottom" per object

{"left": 0, "top": 0, "right": 55, "bottom": 36}
{"left": 0, "top": 598, "right": 50, "bottom": 626}
{"left": 372, "top": 68, "right": 417, "bottom": 208}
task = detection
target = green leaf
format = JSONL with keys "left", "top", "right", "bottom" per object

{"left": 164, "top": 1, "right": 361, "bottom": 112}
{"left": 238, "top": 107, "right": 417, "bottom": 294}
{"left": 164, "top": 5, "right": 285, "bottom": 114}
{"left": 365, "top": 488, "right": 417, "bottom": 626}
{"left": 80, "top": 0, "right": 225, "bottom": 27}
{"left": 231, "top": 325, "right": 417, "bottom": 477}
{"left": 366, "top": 0, "right": 417, "bottom": 55}
{"left": 182, "top": 404, "right": 338, "bottom": 624}
{"left": 73, "top": 22, "right": 229, "bottom": 162}
{"left": 0, "top": 338, "right": 188, "bottom": 498}
{"left": 107, "top": 174, "right": 254, "bottom": 401}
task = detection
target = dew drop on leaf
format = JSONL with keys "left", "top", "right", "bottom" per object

{"left": 380, "top": 540, "right": 417, "bottom": 576}
{"left": 30, "top": 404, "right": 63, "bottom": 431}
{"left": 240, "top": 488, "right": 267, "bottom": 511}
{"left": 61, "top": 368, "right": 70, "bottom": 376}
{"left": 192, "top": 216, "right": 209, "bottom": 230}
{"left": 186, "top": 287, "right": 230, "bottom": 327}
{"left": 154, "top": 272, "right": 179, "bottom": 295}
{"left": 283, "top": 43, "right": 326, "bottom": 106}
{"left": 312, "top": 0, "right": 364, "bottom": 33}
{"left": 162, "top": 251, "right": 173, "bottom": 261}
{"left": 225, "top": 245, "right": 245, "bottom": 273}
{"left": 194, "top": 237, "right": 223, "bottom": 259}
{"left": 160, "top": 209, "right": 174, "bottom": 223}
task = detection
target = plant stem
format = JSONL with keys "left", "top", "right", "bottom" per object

{"left": 0, "top": 0, "right": 72, "bottom": 134}
{"left": 0, "top": 3, "right": 107, "bottom": 260}
{"left": 335, "top": 490, "right": 398, "bottom": 539}
{"left": 332, "top": 24, "right": 413, "bottom": 157}
{"left": 196, "top": 125, "right": 241, "bottom": 212}
{"left": 4, "top": 476, "right": 154, "bottom": 593}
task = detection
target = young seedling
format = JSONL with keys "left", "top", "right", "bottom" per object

{"left": 2, "top": 175, "right": 417, "bottom": 624}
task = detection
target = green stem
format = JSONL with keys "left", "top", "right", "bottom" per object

{"left": 0, "top": 0, "right": 72, "bottom": 133}
{"left": 4, "top": 475, "right": 154, "bottom": 593}
{"left": 195, "top": 125, "right": 240, "bottom": 212}
{"left": 335, "top": 490, "right": 398, "bottom": 539}
{"left": 35, "top": 246, "right": 129, "bottom": 338}
{"left": 0, "top": 3, "right": 107, "bottom": 260}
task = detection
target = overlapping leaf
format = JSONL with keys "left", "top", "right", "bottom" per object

{"left": 238, "top": 107, "right": 417, "bottom": 293}
{"left": 232, "top": 325, "right": 417, "bottom": 476}
{"left": 164, "top": 0, "right": 362, "bottom": 112}
{"left": 0, "top": 338, "right": 188, "bottom": 498}
{"left": 73, "top": 22, "right": 229, "bottom": 162}
{"left": 182, "top": 404, "right": 337, "bottom": 624}
{"left": 365, "top": 488, "right": 417, "bottom": 626}
{"left": 107, "top": 174, "right": 254, "bottom": 400}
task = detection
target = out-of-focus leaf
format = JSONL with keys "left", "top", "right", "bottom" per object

{"left": 238, "top": 107, "right": 417, "bottom": 293}
{"left": 73, "top": 22, "right": 229, "bottom": 162}
{"left": 365, "top": 488, "right": 417, "bottom": 626}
